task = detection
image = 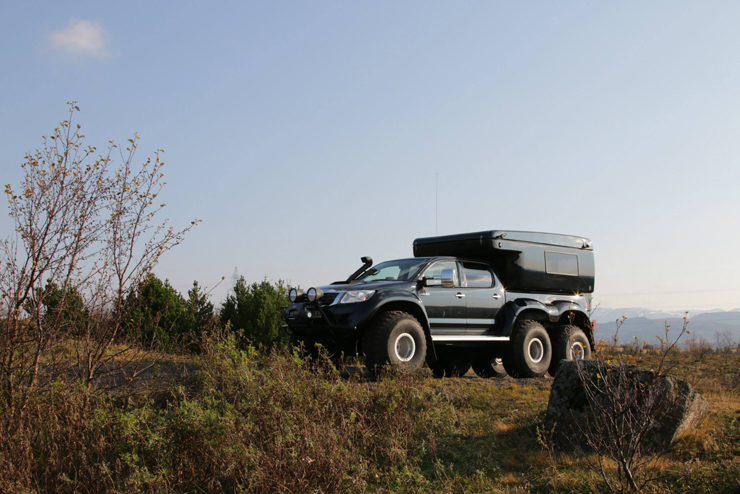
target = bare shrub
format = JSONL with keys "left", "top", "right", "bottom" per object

{"left": 573, "top": 316, "right": 691, "bottom": 492}
{"left": 715, "top": 329, "right": 738, "bottom": 353}
{"left": 0, "top": 103, "right": 197, "bottom": 418}
{"left": 682, "top": 334, "right": 713, "bottom": 362}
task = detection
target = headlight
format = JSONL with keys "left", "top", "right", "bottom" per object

{"left": 339, "top": 290, "right": 376, "bottom": 304}
{"left": 307, "top": 287, "right": 323, "bottom": 302}
{"left": 289, "top": 288, "right": 304, "bottom": 302}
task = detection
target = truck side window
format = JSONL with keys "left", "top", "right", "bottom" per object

{"left": 462, "top": 262, "right": 493, "bottom": 288}
{"left": 423, "top": 261, "right": 459, "bottom": 286}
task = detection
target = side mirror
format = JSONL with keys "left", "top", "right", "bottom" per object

{"left": 440, "top": 268, "right": 455, "bottom": 288}
{"left": 422, "top": 268, "right": 455, "bottom": 288}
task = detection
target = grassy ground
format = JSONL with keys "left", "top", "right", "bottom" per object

{"left": 424, "top": 350, "right": 740, "bottom": 493}
{"left": 1, "top": 341, "right": 738, "bottom": 493}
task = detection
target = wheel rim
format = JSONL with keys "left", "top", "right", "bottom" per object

{"left": 571, "top": 341, "right": 585, "bottom": 360}
{"left": 528, "top": 338, "right": 544, "bottom": 363}
{"left": 394, "top": 333, "right": 416, "bottom": 362}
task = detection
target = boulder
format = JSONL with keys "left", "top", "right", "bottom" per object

{"left": 543, "top": 360, "right": 708, "bottom": 452}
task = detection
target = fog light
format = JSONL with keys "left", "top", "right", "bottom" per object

{"left": 301, "top": 309, "right": 321, "bottom": 319}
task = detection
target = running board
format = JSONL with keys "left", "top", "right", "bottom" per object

{"left": 431, "top": 335, "right": 510, "bottom": 342}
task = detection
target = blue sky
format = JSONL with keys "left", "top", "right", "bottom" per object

{"left": 2, "top": 2, "right": 740, "bottom": 311}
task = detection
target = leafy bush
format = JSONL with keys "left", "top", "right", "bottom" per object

{"left": 124, "top": 275, "right": 185, "bottom": 348}
{"left": 180, "top": 281, "right": 217, "bottom": 352}
{"left": 220, "top": 277, "right": 289, "bottom": 348}
{"left": 123, "top": 276, "right": 216, "bottom": 352}
{"left": 37, "top": 281, "right": 89, "bottom": 336}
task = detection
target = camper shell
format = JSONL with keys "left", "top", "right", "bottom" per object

{"left": 413, "top": 230, "right": 594, "bottom": 295}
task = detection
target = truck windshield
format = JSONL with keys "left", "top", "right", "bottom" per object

{"left": 355, "top": 259, "right": 427, "bottom": 283}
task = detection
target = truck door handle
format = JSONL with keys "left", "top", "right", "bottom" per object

{"left": 492, "top": 294, "right": 501, "bottom": 300}
{"left": 456, "top": 292, "right": 465, "bottom": 299}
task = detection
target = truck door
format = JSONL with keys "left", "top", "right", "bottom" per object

{"left": 462, "top": 261, "right": 504, "bottom": 335}
{"left": 418, "top": 260, "right": 466, "bottom": 335}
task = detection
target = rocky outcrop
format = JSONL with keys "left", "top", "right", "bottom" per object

{"left": 543, "top": 360, "right": 708, "bottom": 452}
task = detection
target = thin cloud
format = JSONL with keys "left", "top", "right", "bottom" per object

{"left": 47, "top": 19, "right": 109, "bottom": 59}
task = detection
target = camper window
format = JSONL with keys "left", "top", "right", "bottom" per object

{"left": 545, "top": 251, "right": 579, "bottom": 276}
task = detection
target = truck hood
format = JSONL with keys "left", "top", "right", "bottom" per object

{"left": 317, "top": 280, "right": 412, "bottom": 293}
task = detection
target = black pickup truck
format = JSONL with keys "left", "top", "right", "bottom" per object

{"left": 282, "top": 230, "right": 595, "bottom": 378}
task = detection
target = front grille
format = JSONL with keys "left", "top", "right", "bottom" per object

{"left": 317, "top": 292, "right": 339, "bottom": 306}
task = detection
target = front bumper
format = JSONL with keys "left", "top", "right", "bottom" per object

{"left": 283, "top": 299, "right": 377, "bottom": 344}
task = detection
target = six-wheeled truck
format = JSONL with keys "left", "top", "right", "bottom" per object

{"left": 282, "top": 230, "right": 595, "bottom": 378}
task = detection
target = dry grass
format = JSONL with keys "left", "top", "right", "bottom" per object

{"left": 0, "top": 344, "right": 738, "bottom": 493}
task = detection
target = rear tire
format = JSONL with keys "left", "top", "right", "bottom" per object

{"left": 430, "top": 348, "right": 472, "bottom": 378}
{"left": 473, "top": 357, "right": 507, "bottom": 379}
{"left": 362, "top": 311, "right": 427, "bottom": 373}
{"left": 549, "top": 325, "right": 591, "bottom": 376}
{"left": 503, "top": 320, "right": 552, "bottom": 378}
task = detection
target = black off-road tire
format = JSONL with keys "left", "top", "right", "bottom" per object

{"left": 503, "top": 319, "right": 552, "bottom": 378}
{"left": 472, "top": 357, "right": 507, "bottom": 379}
{"left": 430, "top": 348, "right": 472, "bottom": 378}
{"left": 429, "top": 360, "right": 445, "bottom": 378}
{"left": 362, "top": 311, "right": 427, "bottom": 374}
{"left": 549, "top": 325, "right": 591, "bottom": 376}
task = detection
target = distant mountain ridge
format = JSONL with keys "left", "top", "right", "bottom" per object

{"left": 589, "top": 307, "right": 740, "bottom": 348}
{"left": 591, "top": 307, "right": 740, "bottom": 322}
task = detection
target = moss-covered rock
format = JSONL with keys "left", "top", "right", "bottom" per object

{"left": 543, "top": 360, "right": 708, "bottom": 452}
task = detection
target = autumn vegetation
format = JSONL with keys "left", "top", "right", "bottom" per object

{"left": 0, "top": 106, "right": 738, "bottom": 493}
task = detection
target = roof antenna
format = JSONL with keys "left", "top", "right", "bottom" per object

{"left": 435, "top": 173, "right": 438, "bottom": 236}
